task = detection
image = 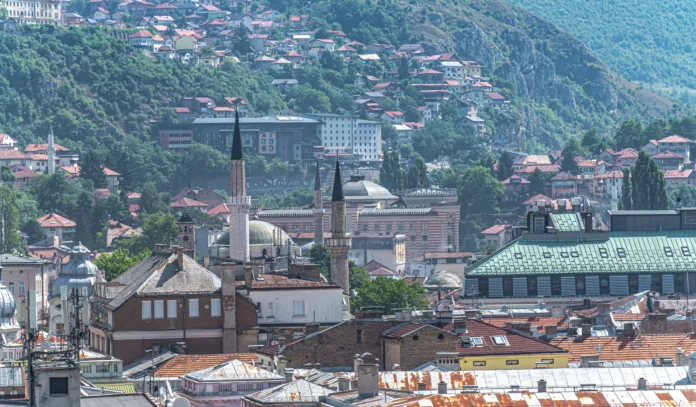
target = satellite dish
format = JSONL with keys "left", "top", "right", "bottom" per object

{"left": 654, "top": 292, "right": 660, "bottom": 298}
{"left": 531, "top": 205, "right": 539, "bottom": 213}
{"left": 172, "top": 398, "right": 191, "bottom": 407}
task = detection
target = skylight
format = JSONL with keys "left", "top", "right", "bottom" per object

{"left": 617, "top": 248, "right": 626, "bottom": 258}
{"left": 543, "top": 252, "right": 552, "bottom": 258}
{"left": 683, "top": 247, "right": 691, "bottom": 257}
{"left": 664, "top": 247, "right": 674, "bottom": 257}
{"left": 471, "top": 337, "right": 483, "bottom": 346}
{"left": 599, "top": 248, "right": 608, "bottom": 258}
{"left": 514, "top": 253, "right": 523, "bottom": 259}
{"left": 560, "top": 251, "right": 569, "bottom": 258}
{"left": 491, "top": 335, "right": 509, "bottom": 346}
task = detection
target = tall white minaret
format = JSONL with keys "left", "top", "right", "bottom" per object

{"left": 228, "top": 109, "right": 250, "bottom": 261}
{"left": 47, "top": 126, "right": 56, "bottom": 176}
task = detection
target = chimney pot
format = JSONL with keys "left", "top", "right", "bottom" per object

{"left": 437, "top": 381, "right": 447, "bottom": 394}
{"left": 538, "top": 380, "right": 547, "bottom": 393}
{"left": 417, "top": 382, "right": 426, "bottom": 391}
{"left": 203, "top": 256, "right": 210, "bottom": 267}
{"left": 638, "top": 377, "right": 647, "bottom": 390}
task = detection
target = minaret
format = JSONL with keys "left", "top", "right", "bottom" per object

{"left": 328, "top": 162, "right": 351, "bottom": 300}
{"left": 228, "top": 109, "right": 251, "bottom": 261}
{"left": 313, "top": 161, "right": 325, "bottom": 244}
{"left": 47, "top": 126, "right": 56, "bottom": 176}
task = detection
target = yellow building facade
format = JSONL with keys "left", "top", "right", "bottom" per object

{"left": 459, "top": 352, "right": 569, "bottom": 371}
{"left": 2, "top": 0, "right": 62, "bottom": 24}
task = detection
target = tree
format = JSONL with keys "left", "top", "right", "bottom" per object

{"left": 349, "top": 261, "right": 369, "bottom": 290}
{"left": 561, "top": 136, "right": 582, "bottom": 174}
{"left": 581, "top": 129, "right": 609, "bottom": 156}
{"left": 458, "top": 166, "right": 504, "bottom": 215}
{"left": 139, "top": 182, "right": 165, "bottom": 214}
{"left": 0, "top": 7, "right": 8, "bottom": 20}
{"left": 141, "top": 213, "right": 178, "bottom": 250}
{"left": 22, "top": 220, "right": 44, "bottom": 245}
{"left": 398, "top": 56, "right": 410, "bottom": 80}
{"left": 79, "top": 150, "right": 107, "bottom": 189}
{"left": 75, "top": 191, "right": 95, "bottom": 247}
{"left": 614, "top": 119, "right": 644, "bottom": 150}
{"left": 528, "top": 168, "right": 546, "bottom": 195}
{"left": 232, "top": 25, "right": 251, "bottom": 54}
{"left": 380, "top": 151, "right": 404, "bottom": 191}
{"left": 309, "top": 243, "right": 331, "bottom": 279}
{"left": 496, "top": 151, "right": 514, "bottom": 181}
{"left": 0, "top": 166, "right": 14, "bottom": 184}
{"left": 0, "top": 185, "right": 20, "bottom": 252}
{"left": 621, "top": 168, "right": 632, "bottom": 210}
{"left": 624, "top": 151, "right": 668, "bottom": 210}
{"left": 94, "top": 248, "right": 150, "bottom": 281}
{"left": 406, "top": 158, "right": 430, "bottom": 189}
{"left": 351, "top": 277, "right": 428, "bottom": 314}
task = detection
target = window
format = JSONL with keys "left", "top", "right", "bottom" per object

{"left": 293, "top": 300, "right": 305, "bottom": 316}
{"left": 8, "top": 283, "right": 13, "bottom": 294}
{"left": 154, "top": 300, "right": 164, "bottom": 319}
{"left": 141, "top": 301, "right": 151, "bottom": 319}
{"left": 189, "top": 299, "right": 199, "bottom": 318}
{"left": 398, "top": 224, "right": 404, "bottom": 232}
{"left": 362, "top": 224, "right": 368, "bottom": 232}
{"left": 617, "top": 248, "right": 626, "bottom": 257}
{"left": 683, "top": 247, "right": 691, "bottom": 257}
{"left": 167, "top": 300, "right": 177, "bottom": 318}
{"left": 410, "top": 235, "right": 416, "bottom": 243}
{"left": 473, "top": 361, "right": 486, "bottom": 367}
{"left": 571, "top": 251, "right": 579, "bottom": 258}
{"left": 356, "top": 329, "right": 363, "bottom": 344}
{"left": 665, "top": 247, "right": 674, "bottom": 257}
{"left": 560, "top": 251, "right": 569, "bottom": 258}
{"left": 267, "top": 302, "right": 274, "bottom": 318}
{"left": 471, "top": 337, "right": 483, "bottom": 346}
{"left": 491, "top": 335, "right": 509, "bottom": 346}
{"left": 50, "top": 377, "right": 69, "bottom": 395}
{"left": 386, "top": 224, "right": 392, "bottom": 232}
{"left": 17, "top": 282, "right": 24, "bottom": 295}
{"left": 374, "top": 224, "right": 380, "bottom": 232}
{"left": 210, "top": 298, "right": 221, "bottom": 317}
{"left": 541, "top": 359, "right": 555, "bottom": 365}
{"left": 599, "top": 248, "right": 608, "bottom": 258}
{"left": 506, "top": 360, "right": 519, "bottom": 365}
{"left": 543, "top": 252, "right": 552, "bottom": 258}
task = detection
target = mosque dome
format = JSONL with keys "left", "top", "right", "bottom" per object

{"left": 424, "top": 270, "right": 462, "bottom": 290}
{"left": 50, "top": 243, "right": 99, "bottom": 299}
{"left": 0, "top": 281, "right": 17, "bottom": 332}
{"left": 214, "top": 220, "right": 294, "bottom": 246}
{"left": 341, "top": 175, "right": 399, "bottom": 202}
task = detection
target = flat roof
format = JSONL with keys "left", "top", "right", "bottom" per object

{"left": 192, "top": 116, "right": 320, "bottom": 125}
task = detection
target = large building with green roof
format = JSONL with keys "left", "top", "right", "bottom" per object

{"left": 464, "top": 208, "right": 696, "bottom": 298}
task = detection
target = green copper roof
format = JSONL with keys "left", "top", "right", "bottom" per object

{"left": 550, "top": 213, "right": 584, "bottom": 232}
{"left": 467, "top": 231, "right": 696, "bottom": 277}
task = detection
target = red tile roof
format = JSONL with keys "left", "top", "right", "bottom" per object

{"left": 250, "top": 274, "right": 341, "bottom": 290}
{"left": 664, "top": 169, "right": 693, "bottom": 179}
{"left": 522, "top": 194, "right": 552, "bottom": 205}
{"left": 659, "top": 135, "right": 693, "bottom": 144}
{"left": 502, "top": 175, "right": 530, "bottom": 184}
{"left": 550, "top": 334, "right": 696, "bottom": 363}
{"left": 480, "top": 224, "right": 508, "bottom": 235}
{"left": 458, "top": 319, "right": 567, "bottom": 356}
{"left": 653, "top": 150, "right": 684, "bottom": 159}
{"left": 103, "top": 167, "right": 120, "bottom": 176}
{"left": 207, "top": 203, "right": 230, "bottom": 216}
{"left": 484, "top": 317, "right": 567, "bottom": 330}
{"left": 154, "top": 353, "right": 258, "bottom": 378}
{"left": 170, "top": 197, "right": 208, "bottom": 208}
{"left": 24, "top": 143, "right": 68, "bottom": 153}
{"left": 37, "top": 213, "right": 76, "bottom": 228}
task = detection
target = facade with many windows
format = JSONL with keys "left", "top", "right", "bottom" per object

{"left": 305, "top": 114, "right": 382, "bottom": 162}
{"left": 1, "top": 0, "right": 61, "bottom": 23}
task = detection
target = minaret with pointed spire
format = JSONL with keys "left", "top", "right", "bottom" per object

{"left": 228, "top": 109, "right": 250, "bottom": 261}
{"left": 313, "top": 161, "right": 325, "bottom": 244}
{"left": 328, "top": 161, "right": 351, "bottom": 300}
{"left": 47, "top": 126, "right": 56, "bottom": 176}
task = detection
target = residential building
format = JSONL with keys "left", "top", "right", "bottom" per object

{"left": 0, "top": 254, "right": 52, "bottom": 321}
{"left": 380, "top": 111, "right": 405, "bottom": 123}
{"left": 643, "top": 139, "right": 659, "bottom": 156}
{"left": 458, "top": 319, "right": 569, "bottom": 370}
{"left": 178, "top": 359, "right": 285, "bottom": 407}
{"left": 89, "top": 247, "right": 259, "bottom": 365}
{"left": 550, "top": 171, "right": 577, "bottom": 199}
{"left": 383, "top": 323, "right": 459, "bottom": 370}
{"left": 418, "top": 105, "right": 434, "bottom": 121}
{"left": 653, "top": 151, "right": 685, "bottom": 171}
{"left": 463, "top": 208, "right": 696, "bottom": 298}
{"left": 480, "top": 224, "right": 512, "bottom": 249}
{"left": 461, "top": 60, "right": 482, "bottom": 77}
{"left": 502, "top": 175, "right": 530, "bottom": 202}
{"left": 304, "top": 114, "right": 382, "bottom": 162}
{"left": 148, "top": 353, "right": 258, "bottom": 393}
{"left": 440, "top": 61, "right": 463, "bottom": 80}
{"left": 0, "top": 134, "right": 16, "bottom": 150}
{"left": 423, "top": 252, "right": 470, "bottom": 279}
{"left": 128, "top": 30, "right": 154, "bottom": 48}
{"left": 36, "top": 213, "right": 76, "bottom": 243}
{"left": 0, "top": 0, "right": 62, "bottom": 24}
{"left": 512, "top": 154, "right": 552, "bottom": 171}
{"left": 0, "top": 150, "right": 32, "bottom": 168}
{"left": 658, "top": 135, "right": 692, "bottom": 162}
{"left": 664, "top": 169, "right": 696, "bottom": 189}
{"left": 243, "top": 379, "right": 332, "bottom": 407}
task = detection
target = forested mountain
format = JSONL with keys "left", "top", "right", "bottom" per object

{"left": 505, "top": 0, "right": 696, "bottom": 92}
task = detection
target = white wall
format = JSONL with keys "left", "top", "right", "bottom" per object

{"left": 317, "top": 115, "right": 381, "bottom": 161}
{"left": 249, "top": 288, "right": 343, "bottom": 325}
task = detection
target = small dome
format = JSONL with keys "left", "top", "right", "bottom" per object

{"left": 50, "top": 244, "right": 99, "bottom": 299}
{"left": 424, "top": 270, "right": 461, "bottom": 290}
{"left": 215, "top": 220, "right": 294, "bottom": 246}
{"left": 341, "top": 175, "right": 398, "bottom": 202}
{"left": 0, "top": 283, "right": 17, "bottom": 332}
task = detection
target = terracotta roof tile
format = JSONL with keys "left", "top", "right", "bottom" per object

{"left": 550, "top": 334, "right": 696, "bottom": 363}
{"left": 154, "top": 353, "right": 258, "bottom": 378}
{"left": 659, "top": 135, "right": 693, "bottom": 144}
{"left": 37, "top": 213, "right": 75, "bottom": 228}
{"left": 458, "top": 319, "right": 567, "bottom": 356}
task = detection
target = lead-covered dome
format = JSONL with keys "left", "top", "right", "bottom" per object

{"left": 215, "top": 220, "right": 294, "bottom": 246}
{"left": 0, "top": 281, "right": 17, "bottom": 332}
{"left": 424, "top": 270, "right": 462, "bottom": 290}
{"left": 341, "top": 175, "right": 399, "bottom": 203}
{"left": 50, "top": 243, "right": 98, "bottom": 299}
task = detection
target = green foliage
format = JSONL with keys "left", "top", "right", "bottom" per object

{"left": 308, "top": 243, "right": 330, "bottom": 279}
{"left": 79, "top": 150, "right": 107, "bottom": 189}
{"left": 507, "top": 0, "right": 696, "bottom": 90}
{"left": 621, "top": 168, "right": 632, "bottom": 210}
{"left": 349, "top": 261, "right": 369, "bottom": 291}
{"left": 624, "top": 151, "right": 668, "bottom": 210}
{"left": 21, "top": 220, "right": 44, "bottom": 245}
{"left": 0, "top": 166, "right": 14, "bottom": 184}
{"left": 0, "top": 185, "right": 20, "bottom": 252}
{"left": 117, "top": 212, "right": 177, "bottom": 253}
{"left": 94, "top": 248, "right": 150, "bottom": 281}
{"left": 670, "top": 185, "right": 696, "bottom": 208}
{"left": 139, "top": 182, "right": 168, "bottom": 214}
{"left": 560, "top": 136, "right": 583, "bottom": 174}
{"left": 581, "top": 129, "right": 610, "bottom": 156}
{"left": 458, "top": 166, "right": 504, "bottom": 216}
{"left": 496, "top": 151, "right": 514, "bottom": 181}
{"left": 406, "top": 158, "right": 430, "bottom": 189}
{"left": 528, "top": 168, "right": 547, "bottom": 195}
{"left": 351, "top": 277, "right": 428, "bottom": 314}
{"left": 379, "top": 151, "right": 405, "bottom": 191}
{"left": 75, "top": 190, "right": 95, "bottom": 247}
{"left": 257, "top": 187, "right": 314, "bottom": 209}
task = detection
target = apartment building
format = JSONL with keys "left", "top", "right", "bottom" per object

{"left": 304, "top": 114, "right": 382, "bottom": 162}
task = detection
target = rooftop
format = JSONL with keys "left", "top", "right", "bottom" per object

{"left": 551, "top": 334, "right": 696, "bottom": 363}
{"left": 184, "top": 359, "right": 283, "bottom": 382}
{"left": 245, "top": 379, "right": 332, "bottom": 403}
{"left": 154, "top": 353, "right": 258, "bottom": 378}
{"left": 458, "top": 319, "right": 567, "bottom": 357}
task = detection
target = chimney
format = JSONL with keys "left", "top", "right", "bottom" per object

{"left": 690, "top": 368, "right": 696, "bottom": 384}
{"left": 350, "top": 380, "right": 358, "bottom": 390}
{"left": 276, "top": 356, "right": 287, "bottom": 375}
{"left": 537, "top": 380, "right": 547, "bottom": 393}
{"left": 203, "top": 256, "right": 210, "bottom": 267}
{"left": 544, "top": 325, "right": 558, "bottom": 338}
{"left": 581, "top": 323, "right": 592, "bottom": 338}
{"left": 305, "top": 323, "right": 320, "bottom": 335}
{"left": 437, "top": 381, "right": 447, "bottom": 394}
{"left": 285, "top": 368, "right": 294, "bottom": 383}
{"left": 597, "top": 302, "right": 611, "bottom": 312}
{"left": 579, "top": 354, "right": 599, "bottom": 368}
{"left": 637, "top": 378, "right": 647, "bottom": 390}
{"left": 353, "top": 354, "right": 361, "bottom": 372}
{"left": 177, "top": 247, "right": 184, "bottom": 269}
{"left": 417, "top": 382, "right": 426, "bottom": 391}
{"left": 244, "top": 264, "right": 253, "bottom": 286}
{"left": 337, "top": 377, "right": 350, "bottom": 392}
{"left": 221, "top": 262, "right": 237, "bottom": 353}
{"left": 623, "top": 322, "right": 635, "bottom": 338}
{"left": 357, "top": 353, "right": 379, "bottom": 399}
{"left": 452, "top": 317, "right": 467, "bottom": 333}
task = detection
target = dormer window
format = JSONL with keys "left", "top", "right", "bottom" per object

{"left": 491, "top": 335, "right": 509, "bottom": 346}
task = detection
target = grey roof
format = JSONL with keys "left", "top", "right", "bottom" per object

{"left": 192, "top": 116, "right": 319, "bottom": 125}
{"left": 81, "top": 394, "right": 157, "bottom": 407}
{"left": 184, "top": 359, "right": 284, "bottom": 382}
{"left": 341, "top": 175, "right": 398, "bottom": 202}
{"left": 258, "top": 209, "right": 314, "bottom": 217}
{"left": 609, "top": 210, "right": 679, "bottom": 216}
{"left": 122, "top": 350, "right": 176, "bottom": 379}
{"left": 0, "top": 254, "right": 50, "bottom": 265}
{"left": 105, "top": 250, "right": 219, "bottom": 310}
{"left": 246, "top": 379, "right": 332, "bottom": 403}
{"left": 360, "top": 208, "right": 433, "bottom": 216}
{"left": 214, "top": 220, "right": 293, "bottom": 246}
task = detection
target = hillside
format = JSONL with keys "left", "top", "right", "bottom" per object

{"left": 504, "top": 0, "right": 696, "bottom": 93}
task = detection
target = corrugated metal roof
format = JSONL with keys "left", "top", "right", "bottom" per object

{"left": 550, "top": 213, "right": 584, "bottom": 232}
{"left": 94, "top": 383, "right": 136, "bottom": 393}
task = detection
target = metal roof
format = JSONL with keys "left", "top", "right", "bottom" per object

{"left": 246, "top": 379, "right": 332, "bottom": 403}
{"left": 550, "top": 213, "right": 584, "bottom": 232}
{"left": 467, "top": 231, "right": 696, "bottom": 276}
{"left": 192, "top": 116, "right": 320, "bottom": 125}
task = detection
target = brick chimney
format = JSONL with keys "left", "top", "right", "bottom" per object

{"left": 638, "top": 377, "right": 647, "bottom": 390}
{"left": 437, "top": 381, "right": 447, "bottom": 394}
{"left": 357, "top": 353, "right": 379, "bottom": 399}
{"left": 221, "top": 262, "right": 238, "bottom": 353}
{"left": 244, "top": 264, "right": 253, "bottom": 286}
{"left": 537, "top": 380, "right": 547, "bottom": 393}
{"left": 177, "top": 247, "right": 184, "bottom": 270}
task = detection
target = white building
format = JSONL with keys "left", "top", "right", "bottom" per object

{"left": 1, "top": 0, "right": 61, "bottom": 23}
{"left": 440, "top": 61, "right": 464, "bottom": 80}
{"left": 305, "top": 114, "right": 382, "bottom": 162}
